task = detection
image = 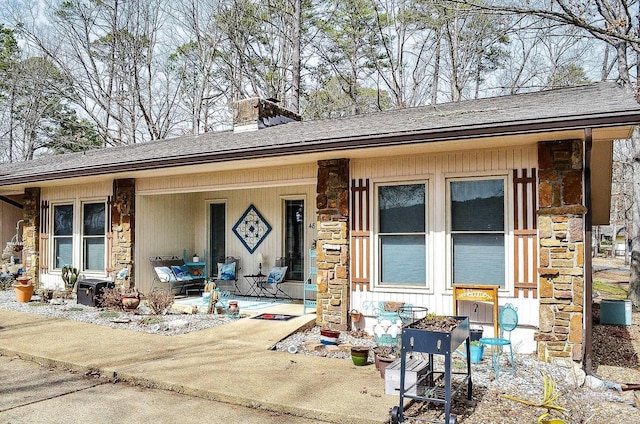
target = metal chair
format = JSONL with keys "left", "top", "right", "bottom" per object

{"left": 479, "top": 303, "right": 518, "bottom": 378}
{"left": 303, "top": 249, "right": 317, "bottom": 314}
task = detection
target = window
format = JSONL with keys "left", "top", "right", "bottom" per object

{"left": 376, "top": 183, "right": 427, "bottom": 287}
{"left": 449, "top": 178, "right": 506, "bottom": 287}
{"left": 52, "top": 200, "right": 107, "bottom": 272}
{"left": 53, "top": 204, "right": 73, "bottom": 269}
{"left": 82, "top": 202, "right": 106, "bottom": 271}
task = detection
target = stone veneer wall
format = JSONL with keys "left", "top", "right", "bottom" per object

{"left": 536, "top": 140, "right": 587, "bottom": 362}
{"left": 316, "top": 159, "right": 350, "bottom": 330}
{"left": 111, "top": 179, "right": 135, "bottom": 288}
{"left": 22, "top": 188, "right": 40, "bottom": 283}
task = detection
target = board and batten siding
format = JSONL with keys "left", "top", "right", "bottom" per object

{"left": 135, "top": 163, "right": 317, "bottom": 296}
{"left": 350, "top": 146, "right": 539, "bottom": 340}
{"left": 39, "top": 182, "right": 113, "bottom": 288}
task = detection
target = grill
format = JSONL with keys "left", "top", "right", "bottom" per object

{"left": 391, "top": 316, "right": 472, "bottom": 424}
{"left": 77, "top": 279, "right": 114, "bottom": 307}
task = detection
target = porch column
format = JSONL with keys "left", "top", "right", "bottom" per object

{"left": 111, "top": 179, "right": 135, "bottom": 288}
{"left": 316, "top": 159, "right": 350, "bottom": 330}
{"left": 22, "top": 188, "right": 40, "bottom": 283}
{"left": 536, "top": 140, "right": 586, "bottom": 362}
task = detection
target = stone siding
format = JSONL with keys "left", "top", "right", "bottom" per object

{"left": 22, "top": 188, "right": 40, "bottom": 283}
{"left": 536, "top": 140, "right": 586, "bottom": 362}
{"left": 111, "top": 179, "right": 135, "bottom": 288}
{"left": 316, "top": 159, "right": 350, "bottom": 330}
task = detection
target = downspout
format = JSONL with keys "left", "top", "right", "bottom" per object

{"left": 584, "top": 127, "right": 594, "bottom": 374}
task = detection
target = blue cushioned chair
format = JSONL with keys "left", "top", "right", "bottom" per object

{"left": 480, "top": 303, "right": 518, "bottom": 378}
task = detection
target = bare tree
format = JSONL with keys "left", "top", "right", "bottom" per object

{"left": 17, "top": 0, "right": 181, "bottom": 145}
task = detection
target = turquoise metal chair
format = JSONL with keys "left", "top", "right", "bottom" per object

{"left": 303, "top": 249, "right": 318, "bottom": 314}
{"left": 479, "top": 303, "right": 518, "bottom": 378}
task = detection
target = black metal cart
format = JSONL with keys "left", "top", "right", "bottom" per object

{"left": 391, "top": 316, "right": 472, "bottom": 424}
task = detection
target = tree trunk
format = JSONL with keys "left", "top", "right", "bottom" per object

{"left": 291, "top": 0, "right": 301, "bottom": 114}
{"left": 629, "top": 127, "right": 640, "bottom": 306}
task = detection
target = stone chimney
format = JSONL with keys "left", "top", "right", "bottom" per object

{"left": 232, "top": 98, "right": 302, "bottom": 133}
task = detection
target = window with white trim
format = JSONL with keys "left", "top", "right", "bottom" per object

{"left": 53, "top": 204, "right": 73, "bottom": 269}
{"left": 82, "top": 202, "right": 106, "bottom": 271}
{"left": 449, "top": 177, "right": 506, "bottom": 288}
{"left": 375, "top": 182, "right": 428, "bottom": 288}
{"left": 51, "top": 200, "right": 107, "bottom": 272}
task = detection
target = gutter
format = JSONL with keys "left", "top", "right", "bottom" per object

{"left": 2, "top": 110, "right": 640, "bottom": 187}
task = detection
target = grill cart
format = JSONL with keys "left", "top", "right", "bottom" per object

{"left": 391, "top": 316, "right": 472, "bottom": 424}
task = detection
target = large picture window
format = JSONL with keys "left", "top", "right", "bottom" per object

{"left": 376, "top": 183, "right": 427, "bottom": 288}
{"left": 449, "top": 178, "right": 506, "bottom": 287}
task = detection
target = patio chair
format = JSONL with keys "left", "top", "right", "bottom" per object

{"left": 480, "top": 303, "right": 518, "bottom": 378}
{"left": 257, "top": 266, "right": 290, "bottom": 299}
{"left": 212, "top": 256, "right": 241, "bottom": 294}
{"left": 303, "top": 249, "right": 317, "bottom": 314}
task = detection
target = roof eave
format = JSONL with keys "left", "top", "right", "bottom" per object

{"left": 3, "top": 111, "right": 640, "bottom": 187}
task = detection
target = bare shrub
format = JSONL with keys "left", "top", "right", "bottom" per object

{"left": 145, "top": 290, "right": 174, "bottom": 315}
{"left": 100, "top": 287, "right": 123, "bottom": 310}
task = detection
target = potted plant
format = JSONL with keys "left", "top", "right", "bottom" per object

{"left": 373, "top": 345, "right": 398, "bottom": 378}
{"left": 121, "top": 287, "right": 141, "bottom": 310}
{"left": 61, "top": 265, "right": 80, "bottom": 297}
{"left": 469, "top": 340, "right": 484, "bottom": 363}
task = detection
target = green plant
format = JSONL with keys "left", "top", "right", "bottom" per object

{"left": 139, "top": 316, "right": 163, "bottom": 325}
{"left": 99, "top": 311, "right": 120, "bottom": 318}
{"left": 470, "top": 340, "right": 482, "bottom": 347}
{"left": 61, "top": 265, "right": 79, "bottom": 293}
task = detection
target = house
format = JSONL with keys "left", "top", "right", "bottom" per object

{"left": 1, "top": 81, "right": 639, "bottom": 364}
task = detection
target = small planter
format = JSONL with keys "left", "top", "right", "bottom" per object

{"left": 350, "top": 309, "right": 362, "bottom": 323}
{"left": 122, "top": 295, "right": 140, "bottom": 310}
{"left": 13, "top": 278, "right": 34, "bottom": 303}
{"left": 320, "top": 328, "right": 340, "bottom": 345}
{"left": 470, "top": 343, "right": 484, "bottom": 363}
{"left": 228, "top": 300, "right": 239, "bottom": 315}
{"left": 377, "top": 355, "right": 395, "bottom": 378}
{"left": 351, "top": 346, "right": 369, "bottom": 366}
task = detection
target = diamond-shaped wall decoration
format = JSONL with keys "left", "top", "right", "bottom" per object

{"left": 233, "top": 204, "right": 272, "bottom": 253}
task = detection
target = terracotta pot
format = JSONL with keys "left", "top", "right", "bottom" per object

{"left": 350, "top": 309, "right": 362, "bottom": 323}
{"left": 122, "top": 295, "right": 140, "bottom": 310}
{"left": 376, "top": 355, "right": 396, "bottom": 378}
{"left": 13, "top": 282, "right": 34, "bottom": 303}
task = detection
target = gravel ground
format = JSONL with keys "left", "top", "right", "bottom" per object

{"left": 0, "top": 289, "right": 233, "bottom": 335}
{"left": 273, "top": 320, "right": 640, "bottom": 423}
{"left": 3, "top": 281, "right": 640, "bottom": 423}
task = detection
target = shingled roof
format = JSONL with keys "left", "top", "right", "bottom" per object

{"left": 1, "top": 81, "right": 639, "bottom": 186}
